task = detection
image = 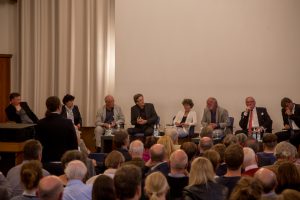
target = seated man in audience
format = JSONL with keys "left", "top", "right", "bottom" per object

{"left": 242, "top": 147, "right": 259, "bottom": 177}
{"left": 123, "top": 140, "right": 145, "bottom": 170}
{"left": 257, "top": 133, "right": 277, "bottom": 167}
{"left": 167, "top": 150, "right": 189, "bottom": 200}
{"left": 6, "top": 139, "right": 49, "bottom": 197}
{"left": 94, "top": 95, "right": 125, "bottom": 152}
{"left": 254, "top": 168, "right": 278, "bottom": 200}
{"left": 201, "top": 97, "right": 229, "bottom": 138}
{"left": 35, "top": 96, "right": 78, "bottom": 175}
{"left": 63, "top": 160, "right": 92, "bottom": 200}
{"left": 114, "top": 131, "right": 131, "bottom": 162}
{"left": 276, "top": 97, "right": 300, "bottom": 148}
{"left": 216, "top": 144, "right": 244, "bottom": 197}
{"left": 5, "top": 92, "right": 38, "bottom": 124}
{"left": 128, "top": 93, "right": 158, "bottom": 136}
{"left": 114, "top": 165, "right": 142, "bottom": 200}
{"left": 38, "top": 176, "right": 64, "bottom": 200}
{"left": 238, "top": 96, "right": 272, "bottom": 136}
{"left": 198, "top": 136, "right": 213, "bottom": 156}
{"left": 145, "top": 144, "right": 169, "bottom": 176}
{"left": 212, "top": 143, "right": 227, "bottom": 176}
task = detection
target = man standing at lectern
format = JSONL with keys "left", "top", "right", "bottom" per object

{"left": 5, "top": 92, "right": 38, "bottom": 124}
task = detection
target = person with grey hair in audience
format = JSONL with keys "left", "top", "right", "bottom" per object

{"left": 242, "top": 147, "right": 259, "bottom": 177}
{"left": 123, "top": 140, "right": 145, "bottom": 170}
{"left": 198, "top": 136, "right": 213, "bottom": 156}
{"left": 254, "top": 168, "right": 278, "bottom": 200}
{"left": 165, "top": 127, "right": 181, "bottom": 149}
{"left": 7, "top": 139, "right": 49, "bottom": 197}
{"left": 63, "top": 160, "right": 92, "bottom": 200}
{"left": 145, "top": 144, "right": 169, "bottom": 176}
{"left": 38, "top": 176, "right": 64, "bottom": 200}
{"left": 0, "top": 171, "right": 11, "bottom": 200}
{"left": 167, "top": 149, "right": 189, "bottom": 200}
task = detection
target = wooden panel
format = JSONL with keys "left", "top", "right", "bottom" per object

{"left": 0, "top": 54, "right": 11, "bottom": 122}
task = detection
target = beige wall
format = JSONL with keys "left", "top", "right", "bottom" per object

{"left": 115, "top": 0, "right": 300, "bottom": 132}
{"left": 0, "top": 0, "right": 19, "bottom": 92}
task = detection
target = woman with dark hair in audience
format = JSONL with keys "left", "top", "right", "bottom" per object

{"left": 183, "top": 157, "right": 228, "bottom": 200}
{"left": 145, "top": 172, "right": 169, "bottom": 200}
{"left": 276, "top": 162, "right": 300, "bottom": 194}
{"left": 143, "top": 136, "right": 158, "bottom": 162}
{"left": 229, "top": 176, "right": 263, "bottom": 200}
{"left": 180, "top": 142, "right": 198, "bottom": 172}
{"left": 61, "top": 94, "right": 82, "bottom": 129}
{"left": 11, "top": 160, "right": 43, "bottom": 200}
{"left": 92, "top": 174, "right": 116, "bottom": 200}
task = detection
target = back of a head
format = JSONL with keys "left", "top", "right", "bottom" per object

{"left": 243, "top": 147, "right": 257, "bottom": 167}
{"left": 105, "top": 150, "right": 125, "bottom": 169}
{"left": 212, "top": 143, "right": 226, "bottom": 163}
{"left": 157, "top": 135, "right": 175, "bottom": 159}
{"left": 236, "top": 133, "right": 247, "bottom": 146}
{"left": 245, "top": 138, "right": 259, "bottom": 153}
{"left": 225, "top": 144, "right": 244, "bottom": 171}
{"left": 38, "top": 176, "right": 63, "bottom": 200}
{"left": 180, "top": 142, "right": 198, "bottom": 161}
{"left": 145, "top": 172, "right": 169, "bottom": 200}
{"left": 46, "top": 96, "right": 61, "bottom": 113}
{"left": 189, "top": 157, "right": 215, "bottom": 186}
{"left": 164, "top": 127, "right": 178, "bottom": 144}
{"left": 223, "top": 134, "right": 238, "bottom": 147}
{"left": 254, "top": 168, "right": 277, "bottom": 194}
{"left": 144, "top": 136, "right": 158, "bottom": 149}
{"left": 129, "top": 140, "right": 144, "bottom": 158}
{"left": 21, "top": 160, "right": 43, "bottom": 191}
{"left": 150, "top": 144, "right": 166, "bottom": 162}
{"left": 262, "top": 133, "right": 277, "bottom": 150}
{"left": 65, "top": 160, "right": 87, "bottom": 181}
{"left": 114, "top": 131, "right": 129, "bottom": 148}
{"left": 61, "top": 150, "right": 86, "bottom": 170}
{"left": 277, "top": 162, "right": 300, "bottom": 188}
{"left": 230, "top": 176, "right": 263, "bottom": 200}
{"left": 274, "top": 141, "right": 297, "bottom": 161}
{"left": 114, "top": 164, "right": 142, "bottom": 200}
{"left": 170, "top": 149, "right": 188, "bottom": 171}
{"left": 92, "top": 174, "right": 115, "bottom": 200}
{"left": 199, "top": 137, "right": 213, "bottom": 151}
{"left": 200, "top": 126, "right": 213, "bottom": 138}
{"left": 23, "top": 139, "right": 42, "bottom": 160}
{"left": 203, "top": 149, "right": 221, "bottom": 172}
{"left": 277, "top": 189, "right": 300, "bottom": 200}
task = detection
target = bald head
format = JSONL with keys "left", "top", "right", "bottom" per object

{"left": 199, "top": 137, "right": 213, "bottom": 152}
{"left": 254, "top": 168, "right": 277, "bottom": 194}
{"left": 150, "top": 144, "right": 165, "bottom": 162}
{"left": 243, "top": 147, "right": 257, "bottom": 168}
{"left": 129, "top": 140, "right": 144, "bottom": 158}
{"left": 170, "top": 150, "right": 188, "bottom": 171}
{"left": 104, "top": 95, "right": 114, "bottom": 109}
{"left": 38, "top": 176, "right": 63, "bottom": 200}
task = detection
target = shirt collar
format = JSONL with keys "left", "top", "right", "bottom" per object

{"left": 245, "top": 164, "right": 258, "bottom": 171}
{"left": 23, "top": 190, "right": 37, "bottom": 197}
{"left": 67, "top": 179, "right": 84, "bottom": 186}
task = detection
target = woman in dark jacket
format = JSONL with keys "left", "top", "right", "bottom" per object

{"left": 61, "top": 94, "right": 82, "bottom": 128}
{"left": 183, "top": 157, "right": 228, "bottom": 200}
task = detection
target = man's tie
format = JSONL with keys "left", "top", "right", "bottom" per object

{"left": 248, "top": 110, "right": 253, "bottom": 135}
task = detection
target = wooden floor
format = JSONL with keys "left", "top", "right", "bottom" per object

{"left": 80, "top": 127, "right": 97, "bottom": 153}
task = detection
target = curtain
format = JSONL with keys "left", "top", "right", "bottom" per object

{"left": 19, "top": 0, "right": 115, "bottom": 126}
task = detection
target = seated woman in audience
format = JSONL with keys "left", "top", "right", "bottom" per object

{"left": 173, "top": 99, "right": 197, "bottom": 138}
{"left": 183, "top": 157, "right": 228, "bottom": 200}
{"left": 276, "top": 162, "right": 300, "bottom": 194}
{"left": 229, "top": 176, "right": 263, "bottom": 200}
{"left": 11, "top": 160, "right": 43, "bottom": 200}
{"left": 143, "top": 136, "right": 158, "bottom": 162}
{"left": 92, "top": 174, "right": 116, "bottom": 200}
{"left": 180, "top": 142, "right": 198, "bottom": 172}
{"left": 157, "top": 135, "right": 175, "bottom": 160}
{"left": 145, "top": 172, "right": 169, "bottom": 200}
{"left": 277, "top": 189, "right": 300, "bottom": 200}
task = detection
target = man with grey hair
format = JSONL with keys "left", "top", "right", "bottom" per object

{"left": 38, "top": 176, "right": 63, "bottom": 200}
{"left": 63, "top": 160, "right": 92, "bottom": 200}
{"left": 199, "top": 136, "right": 213, "bottom": 155}
{"left": 242, "top": 147, "right": 259, "bottom": 177}
{"left": 123, "top": 140, "right": 145, "bottom": 169}
{"left": 254, "top": 168, "right": 277, "bottom": 200}
{"left": 167, "top": 149, "right": 189, "bottom": 200}
{"left": 145, "top": 144, "right": 169, "bottom": 176}
{"left": 94, "top": 95, "right": 125, "bottom": 152}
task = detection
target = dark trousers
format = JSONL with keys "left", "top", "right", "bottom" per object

{"left": 275, "top": 130, "right": 300, "bottom": 149}
{"left": 128, "top": 126, "right": 154, "bottom": 137}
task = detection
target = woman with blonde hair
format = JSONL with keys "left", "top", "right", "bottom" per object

{"left": 145, "top": 172, "right": 169, "bottom": 200}
{"left": 157, "top": 135, "right": 175, "bottom": 160}
{"left": 183, "top": 157, "right": 228, "bottom": 200}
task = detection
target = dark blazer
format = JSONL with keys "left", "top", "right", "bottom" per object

{"left": 239, "top": 107, "right": 273, "bottom": 133}
{"left": 61, "top": 105, "right": 82, "bottom": 127}
{"left": 35, "top": 113, "right": 78, "bottom": 162}
{"left": 5, "top": 102, "right": 39, "bottom": 123}
{"left": 130, "top": 103, "right": 158, "bottom": 127}
{"left": 282, "top": 104, "right": 300, "bottom": 128}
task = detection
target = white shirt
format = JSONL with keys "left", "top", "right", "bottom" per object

{"left": 246, "top": 107, "right": 259, "bottom": 128}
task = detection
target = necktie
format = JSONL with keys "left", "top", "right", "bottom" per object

{"left": 248, "top": 110, "right": 253, "bottom": 135}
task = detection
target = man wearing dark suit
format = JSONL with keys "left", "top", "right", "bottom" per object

{"left": 128, "top": 93, "right": 158, "bottom": 136}
{"left": 61, "top": 94, "right": 82, "bottom": 128}
{"left": 35, "top": 96, "right": 78, "bottom": 174}
{"left": 238, "top": 96, "right": 272, "bottom": 135}
{"left": 5, "top": 92, "right": 38, "bottom": 123}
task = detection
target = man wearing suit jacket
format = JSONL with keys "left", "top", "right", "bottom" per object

{"left": 239, "top": 97, "right": 272, "bottom": 135}
{"left": 35, "top": 96, "right": 78, "bottom": 172}
{"left": 61, "top": 94, "right": 82, "bottom": 128}
{"left": 5, "top": 92, "right": 38, "bottom": 124}
{"left": 128, "top": 93, "right": 158, "bottom": 136}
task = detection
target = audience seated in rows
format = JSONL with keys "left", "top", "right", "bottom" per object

{"left": 276, "top": 162, "right": 300, "bottom": 194}
{"left": 114, "top": 131, "right": 131, "bottom": 162}
{"left": 142, "top": 136, "right": 158, "bottom": 162}
{"left": 203, "top": 149, "right": 221, "bottom": 177}
{"left": 37, "top": 176, "right": 64, "bottom": 200}
{"left": 157, "top": 135, "right": 175, "bottom": 160}
{"left": 144, "top": 172, "right": 169, "bottom": 200}
{"left": 145, "top": 144, "right": 169, "bottom": 176}
{"left": 277, "top": 189, "right": 300, "bottom": 200}
{"left": 92, "top": 174, "right": 115, "bottom": 200}
{"left": 123, "top": 140, "right": 145, "bottom": 170}
{"left": 229, "top": 176, "right": 263, "bottom": 200}
{"left": 180, "top": 142, "right": 198, "bottom": 172}
{"left": 198, "top": 136, "right": 213, "bottom": 155}
{"left": 222, "top": 134, "right": 238, "bottom": 147}
{"left": 254, "top": 168, "right": 278, "bottom": 200}
{"left": 257, "top": 133, "right": 277, "bottom": 167}
{"left": 164, "top": 127, "right": 180, "bottom": 150}
{"left": 212, "top": 143, "right": 227, "bottom": 177}
{"left": 242, "top": 147, "right": 259, "bottom": 177}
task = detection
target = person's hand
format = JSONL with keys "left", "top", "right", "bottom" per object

{"left": 140, "top": 119, "right": 147, "bottom": 125}
{"left": 76, "top": 124, "right": 81, "bottom": 129}
{"left": 111, "top": 121, "right": 116, "bottom": 127}
{"left": 285, "top": 109, "right": 292, "bottom": 116}
{"left": 175, "top": 122, "right": 181, "bottom": 126}
{"left": 284, "top": 124, "right": 291, "bottom": 129}
{"left": 209, "top": 123, "right": 217, "bottom": 129}
{"left": 246, "top": 106, "right": 251, "bottom": 112}
{"left": 15, "top": 104, "right": 21, "bottom": 111}
{"left": 103, "top": 123, "right": 110, "bottom": 129}
{"left": 181, "top": 123, "right": 189, "bottom": 128}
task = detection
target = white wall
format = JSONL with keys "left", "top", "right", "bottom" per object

{"left": 115, "top": 0, "right": 300, "bottom": 132}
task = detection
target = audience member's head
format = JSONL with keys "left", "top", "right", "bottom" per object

{"left": 9, "top": 92, "right": 21, "bottom": 105}
{"left": 199, "top": 137, "right": 213, "bottom": 153}
{"left": 23, "top": 139, "right": 43, "bottom": 161}
{"left": 20, "top": 160, "right": 43, "bottom": 192}
{"left": 169, "top": 149, "right": 188, "bottom": 174}
{"left": 212, "top": 143, "right": 226, "bottom": 164}
{"left": 92, "top": 174, "right": 116, "bottom": 200}
{"left": 0, "top": 186, "right": 9, "bottom": 200}
{"left": 38, "top": 176, "right": 64, "bottom": 200}
{"left": 262, "top": 133, "right": 277, "bottom": 151}
{"left": 61, "top": 150, "right": 87, "bottom": 170}
{"left": 243, "top": 147, "right": 257, "bottom": 169}
{"left": 236, "top": 133, "right": 248, "bottom": 147}
{"left": 114, "top": 165, "right": 142, "bottom": 200}
{"left": 144, "top": 172, "right": 169, "bottom": 200}
{"left": 144, "top": 136, "right": 158, "bottom": 150}
{"left": 200, "top": 126, "right": 214, "bottom": 138}
{"left": 46, "top": 96, "right": 61, "bottom": 113}
{"left": 129, "top": 140, "right": 144, "bottom": 158}
{"left": 157, "top": 135, "right": 175, "bottom": 159}
{"left": 276, "top": 162, "right": 300, "bottom": 194}
{"left": 274, "top": 141, "right": 297, "bottom": 162}
{"left": 254, "top": 168, "right": 277, "bottom": 194}
{"left": 203, "top": 149, "right": 221, "bottom": 173}
{"left": 65, "top": 160, "right": 87, "bottom": 181}
{"left": 230, "top": 176, "right": 263, "bottom": 200}
{"left": 223, "top": 134, "right": 238, "bottom": 147}
{"left": 164, "top": 127, "right": 178, "bottom": 145}
{"left": 225, "top": 144, "right": 244, "bottom": 171}
{"left": 114, "top": 131, "right": 129, "bottom": 149}
{"left": 245, "top": 138, "right": 260, "bottom": 153}
{"left": 150, "top": 144, "right": 166, "bottom": 163}
{"left": 189, "top": 157, "right": 215, "bottom": 186}
{"left": 105, "top": 150, "right": 125, "bottom": 169}
{"left": 181, "top": 142, "right": 198, "bottom": 162}
{"left": 277, "top": 189, "right": 300, "bottom": 200}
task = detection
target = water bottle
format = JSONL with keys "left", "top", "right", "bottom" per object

{"left": 117, "top": 123, "right": 120, "bottom": 131}
{"left": 154, "top": 124, "right": 159, "bottom": 137}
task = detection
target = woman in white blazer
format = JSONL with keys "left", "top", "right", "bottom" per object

{"left": 173, "top": 99, "right": 197, "bottom": 138}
